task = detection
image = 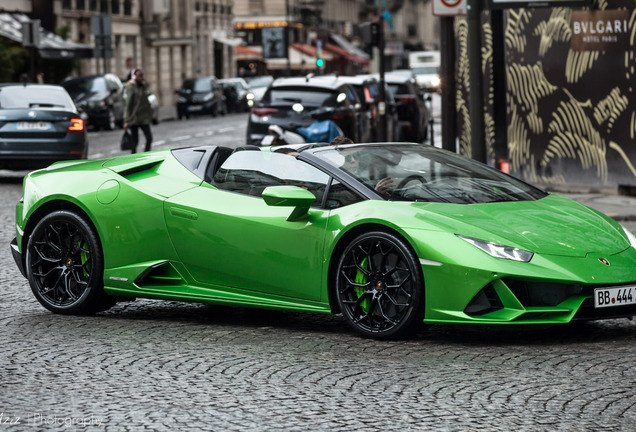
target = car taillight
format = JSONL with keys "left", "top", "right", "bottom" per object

{"left": 251, "top": 107, "right": 278, "bottom": 116}
{"left": 398, "top": 95, "right": 415, "bottom": 102}
{"left": 330, "top": 111, "right": 353, "bottom": 121}
{"left": 68, "top": 118, "right": 84, "bottom": 131}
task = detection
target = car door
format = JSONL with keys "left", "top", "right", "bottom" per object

{"left": 164, "top": 150, "right": 331, "bottom": 302}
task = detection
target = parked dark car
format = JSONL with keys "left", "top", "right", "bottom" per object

{"left": 61, "top": 74, "right": 124, "bottom": 130}
{"left": 246, "top": 76, "right": 363, "bottom": 146}
{"left": 219, "top": 78, "right": 252, "bottom": 112}
{"left": 0, "top": 83, "right": 87, "bottom": 170}
{"left": 176, "top": 76, "right": 226, "bottom": 119}
{"left": 329, "top": 75, "right": 400, "bottom": 142}
{"left": 383, "top": 73, "right": 431, "bottom": 143}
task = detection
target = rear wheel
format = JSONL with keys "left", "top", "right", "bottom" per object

{"left": 25, "top": 210, "right": 115, "bottom": 314}
{"left": 335, "top": 231, "right": 425, "bottom": 339}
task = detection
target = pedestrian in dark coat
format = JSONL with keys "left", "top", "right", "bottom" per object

{"left": 123, "top": 69, "right": 153, "bottom": 153}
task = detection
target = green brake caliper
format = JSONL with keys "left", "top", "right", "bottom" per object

{"left": 79, "top": 241, "right": 90, "bottom": 277}
{"left": 355, "top": 257, "right": 371, "bottom": 313}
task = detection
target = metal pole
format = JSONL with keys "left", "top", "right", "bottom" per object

{"left": 440, "top": 16, "right": 457, "bottom": 152}
{"left": 466, "top": 0, "right": 486, "bottom": 163}
{"left": 378, "top": 15, "right": 387, "bottom": 142}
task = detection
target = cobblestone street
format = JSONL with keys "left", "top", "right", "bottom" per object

{"left": 1, "top": 179, "right": 635, "bottom": 431}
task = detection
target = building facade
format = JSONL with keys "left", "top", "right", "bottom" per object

{"left": 26, "top": 0, "right": 237, "bottom": 115}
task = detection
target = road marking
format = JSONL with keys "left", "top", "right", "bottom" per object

{"left": 194, "top": 132, "right": 206, "bottom": 137}
{"left": 172, "top": 135, "right": 191, "bottom": 142}
{"left": 218, "top": 127, "right": 234, "bottom": 133}
{"left": 93, "top": 153, "right": 104, "bottom": 158}
{"left": 154, "top": 140, "right": 166, "bottom": 146}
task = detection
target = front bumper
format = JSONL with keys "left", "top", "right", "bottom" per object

{"left": 11, "top": 238, "right": 26, "bottom": 278}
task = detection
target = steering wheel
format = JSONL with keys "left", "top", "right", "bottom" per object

{"left": 396, "top": 175, "right": 427, "bottom": 190}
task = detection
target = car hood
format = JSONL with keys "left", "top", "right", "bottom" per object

{"left": 71, "top": 91, "right": 110, "bottom": 104}
{"left": 405, "top": 193, "right": 629, "bottom": 257}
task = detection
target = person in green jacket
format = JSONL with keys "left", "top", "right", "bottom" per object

{"left": 123, "top": 69, "right": 153, "bottom": 153}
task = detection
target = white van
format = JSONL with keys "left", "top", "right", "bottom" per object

{"left": 409, "top": 51, "right": 440, "bottom": 68}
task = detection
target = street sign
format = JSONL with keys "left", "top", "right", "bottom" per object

{"left": 21, "top": 20, "right": 41, "bottom": 47}
{"left": 486, "top": 0, "right": 590, "bottom": 8}
{"left": 92, "top": 15, "right": 113, "bottom": 58}
{"left": 433, "top": 0, "right": 467, "bottom": 16}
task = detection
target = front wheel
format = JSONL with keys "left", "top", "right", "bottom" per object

{"left": 335, "top": 231, "right": 425, "bottom": 339}
{"left": 25, "top": 210, "right": 115, "bottom": 314}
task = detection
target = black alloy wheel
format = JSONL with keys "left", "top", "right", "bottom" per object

{"left": 335, "top": 231, "right": 425, "bottom": 339}
{"left": 25, "top": 210, "right": 115, "bottom": 314}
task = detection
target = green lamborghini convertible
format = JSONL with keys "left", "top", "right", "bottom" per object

{"left": 10, "top": 143, "right": 636, "bottom": 339}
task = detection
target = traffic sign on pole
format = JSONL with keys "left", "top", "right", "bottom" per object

{"left": 433, "top": 0, "right": 467, "bottom": 16}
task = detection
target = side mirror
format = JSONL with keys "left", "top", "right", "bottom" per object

{"left": 262, "top": 186, "right": 316, "bottom": 222}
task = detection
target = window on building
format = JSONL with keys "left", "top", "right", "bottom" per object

{"left": 123, "top": 0, "right": 132, "bottom": 15}
{"left": 62, "top": 0, "right": 72, "bottom": 9}
{"left": 408, "top": 25, "right": 417, "bottom": 38}
{"left": 100, "top": 0, "right": 108, "bottom": 13}
{"left": 89, "top": 0, "right": 98, "bottom": 11}
{"left": 77, "top": 0, "right": 85, "bottom": 9}
{"left": 111, "top": 0, "right": 119, "bottom": 14}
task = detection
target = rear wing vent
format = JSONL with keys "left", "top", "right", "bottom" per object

{"left": 135, "top": 261, "right": 186, "bottom": 288}
{"left": 117, "top": 160, "right": 163, "bottom": 179}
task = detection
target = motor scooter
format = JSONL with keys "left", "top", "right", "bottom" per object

{"left": 259, "top": 119, "right": 343, "bottom": 146}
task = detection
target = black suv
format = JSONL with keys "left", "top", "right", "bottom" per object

{"left": 246, "top": 76, "right": 364, "bottom": 146}
{"left": 61, "top": 74, "right": 124, "bottom": 130}
{"left": 329, "top": 75, "right": 400, "bottom": 142}
{"left": 176, "top": 76, "right": 226, "bottom": 119}
{"left": 384, "top": 72, "right": 431, "bottom": 142}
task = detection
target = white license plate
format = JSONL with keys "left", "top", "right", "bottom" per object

{"left": 594, "top": 285, "right": 636, "bottom": 308}
{"left": 16, "top": 121, "right": 52, "bottom": 130}
{"left": 188, "top": 105, "right": 203, "bottom": 112}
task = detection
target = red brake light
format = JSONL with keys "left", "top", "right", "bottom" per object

{"left": 398, "top": 95, "right": 415, "bottom": 102}
{"left": 251, "top": 107, "right": 278, "bottom": 117}
{"left": 330, "top": 111, "right": 353, "bottom": 121}
{"left": 68, "top": 118, "right": 84, "bottom": 131}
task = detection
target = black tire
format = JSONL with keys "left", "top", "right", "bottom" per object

{"left": 25, "top": 210, "right": 115, "bottom": 315}
{"left": 335, "top": 231, "right": 425, "bottom": 339}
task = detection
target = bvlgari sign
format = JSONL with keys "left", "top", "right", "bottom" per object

{"left": 571, "top": 10, "right": 629, "bottom": 51}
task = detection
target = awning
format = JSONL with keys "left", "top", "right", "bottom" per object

{"left": 265, "top": 44, "right": 333, "bottom": 70}
{"left": 0, "top": 13, "right": 93, "bottom": 59}
{"left": 213, "top": 35, "right": 244, "bottom": 47}
{"left": 323, "top": 42, "right": 369, "bottom": 64}
{"left": 330, "top": 33, "right": 370, "bottom": 61}
{"left": 236, "top": 45, "right": 263, "bottom": 61}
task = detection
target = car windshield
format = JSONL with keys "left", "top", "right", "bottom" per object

{"left": 246, "top": 76, "right": 273, "bottom": 88}
{"left": 412, "top": 66, "right": 438, "bottom": 75}
{"left": 313, "top": 144, "right": 547, "bottom": 204}
{"left": 264, "top": 87, "right": 339, "bottom": 108}
{"left": 182, "top": 79, "right": 212, "bottom": 93}
{"left": 62, "top": 77, "right": 108, "bottom": 98}
{"left": 0, "top": 86, "right": 75, "bottom": 110}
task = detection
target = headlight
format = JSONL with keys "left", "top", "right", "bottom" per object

{"left": 88, "top": 100, "right": 106, "bottom": 108}
{"left": 623, "top": 226, "right": 636, "bottom": 249}
{"left": 246, "top": 93, "right": 255, "bottom": 100}
{"left": 177, "top": 96, "right": 186, "bottom": 103}
{"left": 203, "top": 93, "right": 214, "bottom": 101}
{"left": 431, "top": 76, "right": 441, "bottom": 87}
{"left": 457, "top": 235, "right": 534, "bottom": 262}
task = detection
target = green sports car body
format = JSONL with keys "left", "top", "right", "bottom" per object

{"left": 10, "top": 143, "right": 636, "bottom": 338}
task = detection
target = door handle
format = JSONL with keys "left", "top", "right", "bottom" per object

{"left": 170, "top": 207, "right": 198, "bottom": 220}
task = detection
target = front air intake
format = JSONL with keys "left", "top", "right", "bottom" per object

{"left": 464, "top": 284, "right": 504, "bottom": 316}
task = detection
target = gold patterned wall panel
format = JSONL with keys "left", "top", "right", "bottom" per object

{"left": 456, "top": 1, "right": 636, "bottom": 188}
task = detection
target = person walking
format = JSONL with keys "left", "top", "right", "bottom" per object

{"left": 123, "top": 69, "right": 153, "bottom": 153}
